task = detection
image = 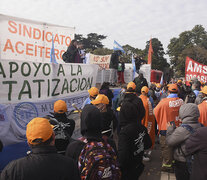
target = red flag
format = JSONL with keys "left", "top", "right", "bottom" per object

{"left": 148, "top": 39, "right": 153, "bottom": 64}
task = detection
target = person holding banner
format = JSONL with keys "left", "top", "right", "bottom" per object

{"left": 109, "top": 50, "right": 122, "bottom": 87}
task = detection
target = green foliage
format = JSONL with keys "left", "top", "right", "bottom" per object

{"left": 122, "top": 44, "right": 144, "bottom": 63}
{"left": 75, "top": 33, "right": 107, "bottom": 51}
{"left": 144, "top": 38, "right": 169, "bottom": 71}
{"left": 167, "top": 25, "right": 207, "bottom": 76}
{"left": 92, "top": 48, "right": 113, "bottom": 55}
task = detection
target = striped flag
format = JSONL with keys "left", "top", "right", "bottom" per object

{"left": 113, "top": 40, "right": 125, "bottom": 53}
{"left": 50, "top": 35, "right": 58, "bottom": 64}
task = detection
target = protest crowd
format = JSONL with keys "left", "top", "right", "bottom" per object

{"left": 1, "top": 39, "right": 207, "bottom": 180}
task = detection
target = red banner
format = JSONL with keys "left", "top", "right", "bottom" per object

{"left": 185, "top": 57, "right": 207, "bottom": 82}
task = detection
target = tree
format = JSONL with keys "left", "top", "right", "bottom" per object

{"left": 92, "top": 48, "right": 113, "bottom": 55}
{"left": 144, "top": 38, "right": 169, "bottom": 71}
{"left": 75, "top": 33, "right": 107, "bottom": 51}
{"left": 167, "top": 25, "right": 207, "bottom": 76}
{"left": 122, "top": 44, "right": 144, "bottom": 63}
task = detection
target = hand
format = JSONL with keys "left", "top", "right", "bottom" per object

{"left": 167, "top": 122, "right": 171, "bottom": 128}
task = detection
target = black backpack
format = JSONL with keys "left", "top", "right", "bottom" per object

{"left": 49, "top": 117, "right": 71, "bottom": 153}
{"left": 179, "top": 124, "right": 195, "bottom": 174}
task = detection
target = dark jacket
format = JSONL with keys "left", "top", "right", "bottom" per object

{"left": 0, "top": 146, "right": 80, "bottom": 180}
{"left": 65, "top": 104, "right": 117, "bottom": 162}
{"left": 118, "top": 93, "right": 151, "bottom": 179}
{"left": 99, "top": 87, "right": 114, "bottom": 107}
{"left": 133, "top": 76, "right": 148, "bottom": 94}
{"left": 63, "top": 44, "right": 79, "bottom": 63}
{"left": 166, "top": 103, "right": 202, "bottom": 162}
{"left": 109, "top": 51, "right": 120, "bottom": 69}
{"left": 101, "top": 107, "right": 117, "bottom": 137}
{"left": 186, "top": 127, "right": 207, "bottom": 180}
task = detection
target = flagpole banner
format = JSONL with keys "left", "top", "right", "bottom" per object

{"left": 185, "top": 56, "right": 207, "bottom": 82}
{"left": 0, "top": 58, "right": 98, "bottom": 145}
{"left": 113, "top": 40, "right": 125, "bottom": 53}
{"left": 0, "top": 14, "right": 75, "bottom": 63}
{"left": 89, "top": 54, "right": 111, "bottom": 69}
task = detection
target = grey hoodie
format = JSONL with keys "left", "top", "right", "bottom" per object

{"left": 166, "top": 103, "right": 202, "bottom": 162}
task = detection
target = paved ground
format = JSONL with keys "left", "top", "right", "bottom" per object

{"left": 140, "top": 140, "right": 176, "bottom": 180}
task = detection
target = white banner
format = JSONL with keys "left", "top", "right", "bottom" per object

{"left": 89, "top": 53, "right": 111, "bottom": 69}
{"left": 0, "top": 59, "right": 98, "bottom": 104}
{"left": 0, "top": 93, "right": 87, "bottom": 146}
{"left": 0, "top": 14, "right": 75, "bottom": 63}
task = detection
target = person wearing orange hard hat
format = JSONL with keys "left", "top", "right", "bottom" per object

{"left": 140, "top": 86, "right": 155, "bottom": 149}
{"left": 51, "top": 100, "right": 75, "bottom": 154}
{"left": 81, "top": 87, "right": 99, "bottom": 109}
{"left": 1, "top": 117, "right": 80, "bottom": 180}
{"left": 91, "top": 94, "right": 117, "bottom": 137}
{"left": 154, "top": 84, "right": 184, "bottom": 172}
{"left": 198, "top": 86, "right": 207, "bottom": 126}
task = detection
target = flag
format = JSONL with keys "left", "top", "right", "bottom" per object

{"left": 113, "top": 40, "right": 125, "bottom": 53}
{"left": 50, "top": 35, "right": 58, "bottom": 64}
{"left": 147, "top": 39, "right": 153, "bottom": 64}
{"left": 160, "top": 73, "right": 164, "bottom": 85}
{"left": 132, "top": 54, "right": 136, "bottom": 80}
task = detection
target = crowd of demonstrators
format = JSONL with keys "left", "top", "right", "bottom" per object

{"left": 2, "top": 76, "right": 207, "bottom": 180}
{"left": 1, "top": 118, "right": 80, "bottom": 180}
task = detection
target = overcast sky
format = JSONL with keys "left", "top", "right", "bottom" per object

{"left": 1, "top": 0, "right": 207, "bottom": 53}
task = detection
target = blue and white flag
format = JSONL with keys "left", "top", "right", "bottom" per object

{"left": 113, "top": 40, "right": 125, "bottom": 53}
{"left": 160, "top": 73, "right": 164, "bottom": 85}
{"left": 50, "top": 35, "right": 58, "bottom": 64}
{"left": 132, "top": 54, "right": 136, "bottom": 80}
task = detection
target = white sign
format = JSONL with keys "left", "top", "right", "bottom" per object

{"left": 0, "top": 93, "right": 87, "bottom": 146}
{"left": 89, "top": 53, "right": 111, "bottom": 69}
{"left": 0, "top": 14, "right": 75, "bottom": 62}
{"left": 0, "top": 59, "right": 98, "bottom": 103}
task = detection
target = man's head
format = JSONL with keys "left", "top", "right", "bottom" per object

{"left": 139, "top": 73, "right": 143, "bottom": 79}
{"left": 126, "top": 82, "right": 136, "bottom": 92}
{"left": 80, "top": 104, "right": 103, "bottom": 137}
{"left": 88, "top": 87, "right": 99, "bottom": 100}
{"left": 54, "top": 100, "right": 67, "bottom": 114}
{"left": 91, "top": 94, "right": 109, "bottom": 112}
{"left": 26, "top": 117, "right": 54, "bottom": 146}
{"left": 168, "top": 84, "right": 178, "bottom": 94}
{"left": 141, "top": 86, "right": 149, "bottom": 96}
{"left": 177, "top": 79, "right": 182, "bottom": 85}
{"left": 71, "top": 39, "right": 78, "bottom": 47}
